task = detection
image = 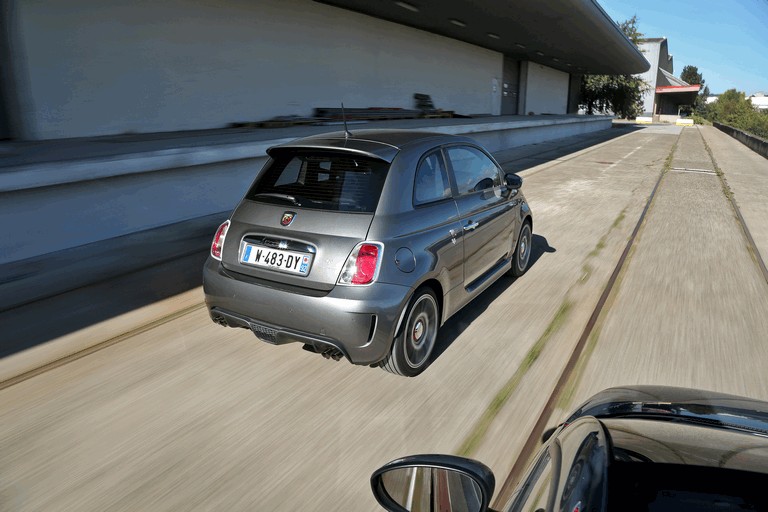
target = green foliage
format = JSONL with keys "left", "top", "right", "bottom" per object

{"left": 580, "top": 74, "right": 649, "bottom": 119}
{"left": 579, "top": 16, "right": 650, "bottom": 119}
{"left": 703, "top": 89, "right": 768, "bottom": 139}
{"left": 692, "top": 114, "right": 711, "bottom": 126}
{"left": 680, "top": 65, "right": 704, "bottom": 87}
{"left": 617, "top": 15, "right": 644, "bottom": 45}
{"left": 679, "top": 65, "right": 709, "bottom": 114}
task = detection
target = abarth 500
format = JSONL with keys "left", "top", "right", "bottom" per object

{"left": 203, "top": 129, "right": 532, "bottom": 376}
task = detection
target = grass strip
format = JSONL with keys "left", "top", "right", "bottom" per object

{"left": 457, "top": 300, "right": 572, "bottom": 457}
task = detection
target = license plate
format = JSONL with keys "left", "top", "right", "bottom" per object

{"left": 240, "top": 243, "right": 313, "bottom": 275}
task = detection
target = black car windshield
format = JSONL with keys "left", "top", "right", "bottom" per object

{"left": 248, "top": 150, "right": 389, "bottom": 213}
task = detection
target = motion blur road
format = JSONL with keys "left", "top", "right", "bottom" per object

{"left": 2, "top": 125, "right": 767, "bottom": 511}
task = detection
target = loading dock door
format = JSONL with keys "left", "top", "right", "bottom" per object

{"left": 501, "top": 57, "right": 520, "bottom": 115}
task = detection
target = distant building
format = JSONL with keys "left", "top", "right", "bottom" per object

{"left": 749, "top": 93, "right": 768, "bottom": 110}
{"left": 636, "top": 38, "right": 700, "bottom": 123}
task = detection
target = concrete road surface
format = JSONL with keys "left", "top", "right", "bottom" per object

{"left": 3, "top": 125, "right": 767, "bottom": 511}
{"left": 559, "top": 126, "right": 768, "bottom": 417}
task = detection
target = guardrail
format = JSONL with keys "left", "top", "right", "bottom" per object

{"left": 713, "top": 122, "right": 768, "bottom": 160}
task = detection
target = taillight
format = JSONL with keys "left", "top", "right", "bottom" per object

{"left": 211, "top": 220, "right": 230, "bottom": 260}
{"left": 338, "top": 242, "right": 383, "bottom": 285}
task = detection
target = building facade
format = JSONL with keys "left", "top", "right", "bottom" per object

{"left": 0, "top": 0, "right": 649, "bottom": 140}
{"left": 637, "top": 37, "right": 700, "bottom": 123}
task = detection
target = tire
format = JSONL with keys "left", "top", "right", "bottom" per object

{"left": 508, "top": 220, "right": 532, "bottom": 277}
{"left": 381, "top": 288, "right": 440, "bottom": 377}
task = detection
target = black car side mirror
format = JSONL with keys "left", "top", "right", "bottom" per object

{"left": 371, "top": 454, "right": 496, "bottom": 512}
{"left": 505, "top": 173, "right": 523, "bottom": 190}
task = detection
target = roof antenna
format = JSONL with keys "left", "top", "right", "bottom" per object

{"left": 341, "top": 102, "right": 353, "bottom": 139}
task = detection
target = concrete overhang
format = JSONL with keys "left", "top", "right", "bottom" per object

{"left": 656, "top": 84, "right": 701, "bottom": 105}
{"left": 656, "top": 85, "right": 701, "bottom": 94}
{"left": 315, "top": 0, "right": 650, "bottom": 75}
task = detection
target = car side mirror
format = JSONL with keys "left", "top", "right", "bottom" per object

{"left": 505, "top": 173, "right": 523, "bottom": 190}
{"left": 541, "top": 425, "right": 558, "bottom": 443}
{"left": 371, "top": 454, "right": 496, "bottom": 512}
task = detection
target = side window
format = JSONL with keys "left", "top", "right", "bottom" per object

{"left": 505, "top": 449, "right": 554, "bottom": 512}
{"left": 446, "top": 146, "right": 502, "bottom": 195}
{"left": 413, "top": 151, "right": 451, "bottom": 206}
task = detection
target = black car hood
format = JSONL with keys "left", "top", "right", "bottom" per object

{"left": 566, "top": 385, "right": 768, "bottom": 436}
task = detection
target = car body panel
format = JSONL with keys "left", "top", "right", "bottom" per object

{"left": 221, "top": 200, "right": 374, "bottom": 291}
{"left": 205, "top": 257, "right": 410, "bottom": 365}
{"left": 454, "top": 189, "right": 516, "bottom": 286}
{"left": 505, "top": 416, "right": 609, "bottom": 512}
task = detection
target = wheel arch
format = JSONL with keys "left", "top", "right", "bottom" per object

{"left": 393, "top": 278, "right": 444, "bottom": 337}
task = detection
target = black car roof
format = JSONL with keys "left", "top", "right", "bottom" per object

{"left": 267, "top": 129, "right": 475, "bottom": 163}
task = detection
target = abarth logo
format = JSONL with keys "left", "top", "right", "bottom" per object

{"left": 281, "top": 211, "right": 296, "bottom": 226}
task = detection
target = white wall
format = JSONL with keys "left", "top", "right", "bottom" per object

{"left": 16, "top": 0, "right": 503, "bottom": 139}
{"left": 523, "top": 64, "right": 569, "bottom": 115}
{"left": 638, "top": 41, "right": 661, "bottom": 115}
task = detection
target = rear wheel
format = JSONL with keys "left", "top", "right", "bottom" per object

{"left": 381, "top": 288, "right": 439, "bottom": 377}
{"left": 508, "top": 221, "right": 532, "bottom": 277}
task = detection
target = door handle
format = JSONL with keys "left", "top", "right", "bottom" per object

{"left": 464, "top": 222, "right": 479, "bottom": 231}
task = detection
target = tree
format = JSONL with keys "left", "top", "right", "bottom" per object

{"left": 679, "top": 65, "right": 709, "bottom": 114}
{"left": 617, "top": 15, "right": 644, "bottom": 45}
{"left": 705, "top": 89, "right": 768, "bottom": 139}
{"left": 680, "top": 65, "right": 703, "bottom": 88}
{"left": 579, "top": 16, "right": 650, "bottom": 119}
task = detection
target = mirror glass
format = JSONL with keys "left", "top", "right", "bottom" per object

{"left": 380, "top": 466, "right": 483, "bottom": 512}
{"left": 505, "top": 173, "right": 523, "bottom": 189}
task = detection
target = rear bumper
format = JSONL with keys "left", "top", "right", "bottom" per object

{"left": 203, "top": 257, "right": 411, "bottom": 365}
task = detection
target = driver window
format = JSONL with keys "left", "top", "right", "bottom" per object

{"left": 445, "top": 146, "right": 502, "bottom": 195}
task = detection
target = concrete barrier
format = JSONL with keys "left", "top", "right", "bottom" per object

{"left": 0, "top": 116, "right": 611, "bottom": 268}
{"left": 714, "top": 122, "right": 768, "bottom": 160}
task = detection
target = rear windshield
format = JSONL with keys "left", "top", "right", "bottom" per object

{"left": 247, "top": 151, "right": 389, "bottom": 213}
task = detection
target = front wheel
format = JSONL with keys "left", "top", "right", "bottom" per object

{"left": 508, "top": 221, "right": 532, "bottom": 277}
{"left": 380, "top": 288, "right": 439, "bottom": 377}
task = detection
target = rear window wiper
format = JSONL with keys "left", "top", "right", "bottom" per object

{"left": 251, "top": 193, "right": 301, "bottom": 206}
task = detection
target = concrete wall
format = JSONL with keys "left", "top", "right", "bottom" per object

{"left": 638, "top": 41, "right": 661, "bottom": 115}
{"left": 523, "top": 64, "right": 569, "bottom": 114}
{"left": 715, "top": 122, "right": 768, "bottom": 159}
{"left": 0, "top": 156, "right": 265, "bottom": 264}
{"left": 14, "top": 0, "right": 503, "bottom": 140}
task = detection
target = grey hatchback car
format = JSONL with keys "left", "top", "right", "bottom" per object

{"left": 203, "top": 129, "right": 532, "bottom": 376}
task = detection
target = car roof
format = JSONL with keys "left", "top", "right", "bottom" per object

{"left": 267, "top": 129, "right": 476, "bottom": 163}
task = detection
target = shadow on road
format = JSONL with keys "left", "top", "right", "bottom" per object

{"left": 498, "top": 124, "right": 644, "bottom": 174}
{"left": 0, "top": 251, "right": 208, "bottom": 359}
{"left": 426, "top": 234, "right": 556, "bottom": 370}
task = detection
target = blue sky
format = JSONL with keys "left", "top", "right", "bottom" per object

{"left": 598, "top": 0, "right": 768, "bottom": 95}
